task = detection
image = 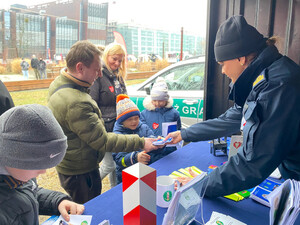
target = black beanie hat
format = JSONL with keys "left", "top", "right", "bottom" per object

{"left": 214, "top": 15, "right": 266, "bottom": 62}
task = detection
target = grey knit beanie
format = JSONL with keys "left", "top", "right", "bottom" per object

{"left": 0, "top": 104, "right": 67, "bottom": 170}
{"left": 151, "top": 77, "right": 169, "bottom": 101}
{"left": 214, "top": 15, "right": 266, "bottom": 62}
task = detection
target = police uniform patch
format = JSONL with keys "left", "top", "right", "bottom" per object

{"left": 253, "top": 74, "right": 265, "bottom": 87}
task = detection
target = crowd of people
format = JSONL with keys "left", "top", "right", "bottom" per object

{"left": 19, "top": 55, "right": 47, "bottom": 80}
{"left": 0, "top": 15, "right": 299, "bottom": 224}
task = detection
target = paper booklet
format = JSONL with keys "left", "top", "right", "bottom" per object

{"left": 267, "top": 179, "right": 300, "bottom": 225}
{"left": 162, "top": 171, "right": 208, "bottom": 225}
{"left": 162, "top": 121, "right": 178, "bottom": 147}
{"left": 250, "top": 178, "right": 282, "bottom": 207}
{"left": 42, "top": 215, "right": 92, "bottom": 225}
{"left": 53, "top": 215, "right": 92, "bottom": 225}
{"left": 205, "top": 211, "right": 247, "bottom": 225}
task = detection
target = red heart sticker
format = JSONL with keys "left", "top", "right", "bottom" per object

{"left": 233, "top": 142, "right": 242, "bottom": 149}
{"left": 109, "top": 86, "right": 114, "bottom": 92}
{"left": 152, "top": 123, "right": 159, "bottom": 129}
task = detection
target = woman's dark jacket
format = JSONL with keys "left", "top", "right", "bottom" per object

{"left": 90, "top": 64, "right": 127, "bottom": 132}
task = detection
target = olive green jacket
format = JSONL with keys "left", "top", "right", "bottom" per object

{"left": 47, "top": 69, "right": 144, "bottom": 175}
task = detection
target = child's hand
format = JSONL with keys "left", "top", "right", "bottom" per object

{"left": 58, "top": 200, "right": 85, "bottom": 222}
{"left": 137, "top": 151, "right": 150, "bottom": 164}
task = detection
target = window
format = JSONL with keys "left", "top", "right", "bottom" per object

{"left": 142, "top": 62, "right": 205, "bottom": 91}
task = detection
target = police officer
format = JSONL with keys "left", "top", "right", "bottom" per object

{"left": 165, "top": 15, "right": 300, "bottom": 197}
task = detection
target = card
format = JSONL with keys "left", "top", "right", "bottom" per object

{"left": 228, "top": 135, "right": 243, "bottom": 159}
{"left": 52, "top": 215, "right": 92, "bottom": 225}
{"left": 152, "top": 137, "right": 173, "bottom": 145}
{"left": 250, "top": 186, "right": 271, "bottom": 207}
{"left": 41, "top": 216, "right": 59, "bottom": 225}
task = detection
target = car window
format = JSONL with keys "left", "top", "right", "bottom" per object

{"left": 142, "top": 62, "right": 205, "bottom": 91}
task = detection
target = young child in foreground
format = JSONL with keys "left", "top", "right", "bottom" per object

{"left": 0, "top": 104, "right": 84, "bottom": 224}
{"left": 112, "top": 94, "right": 166, "bottom": 184}
{"left": 141, "top": 77, "right": 182, "bottom": 154}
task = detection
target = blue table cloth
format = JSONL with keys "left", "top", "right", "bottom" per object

{"left": 84, "top": 141, "right": 300, "bottom": 225}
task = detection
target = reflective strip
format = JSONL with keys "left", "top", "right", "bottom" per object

{"left": 121, "top": 157, "right": 127, "bottom": 167}
{"left": 130, "top": 152, "right": 135, "bottom": 165}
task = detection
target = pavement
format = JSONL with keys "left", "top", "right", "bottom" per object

{"left": 0, "top": 71, "right": 38, "bottom": 82}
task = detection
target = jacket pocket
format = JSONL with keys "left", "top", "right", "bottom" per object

{"left": 243, "top": 101, "right": 259, "bottom": 159}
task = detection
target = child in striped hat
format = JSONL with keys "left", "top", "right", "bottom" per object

{"left": 113, "top": 94, "right": 166, "bottom": 184}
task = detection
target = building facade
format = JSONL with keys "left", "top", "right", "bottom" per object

{"left": 0, "top": 0, "right": 108, "bottom": 62}
{"left": 1, "top": 1, "right": 205, "bottom": 63}
{"left": 110, "top": 23, "right": 205, "bottom": 59}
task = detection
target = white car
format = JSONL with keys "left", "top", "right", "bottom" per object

{"left": 128, "top": 56, "right": 205, "bottom": 128}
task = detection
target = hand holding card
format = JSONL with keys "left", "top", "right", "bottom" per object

{"left": 153, "top": 137, "right": 173, "bottom": 145}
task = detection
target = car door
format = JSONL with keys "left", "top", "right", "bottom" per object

{"left": 129, "top": 59, "right": 205, "bottom": 128}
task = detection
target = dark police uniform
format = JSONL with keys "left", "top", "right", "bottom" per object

{"left": 181, "top": 45, "right": 300, "bottom": 197}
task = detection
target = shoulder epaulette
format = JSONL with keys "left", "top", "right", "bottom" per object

{"left": 253, "top": 70, "right": 267, "bottom": 89}
{"left": 253, "top": 74, "right": 265, "bottom": 87}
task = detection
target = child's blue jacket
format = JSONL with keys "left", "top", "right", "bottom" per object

{"left": 140, "top": 96, "right": 181, "bottom": 136}
{"left": 112, "top": 121, "right": 167, "bottom": 184}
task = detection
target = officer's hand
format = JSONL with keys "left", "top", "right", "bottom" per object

{"left": 165, "top": 131, "right": 182, "bottom": 144}
{"left": 174, "top": 177, "right": 192, "bottom": 190}
{"left": 174, "top": 168, "right": 198, "bottom": 190}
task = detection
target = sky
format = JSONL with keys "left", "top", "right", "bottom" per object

{"left": 1, "top": 0, "right": 207, "bottom": 36}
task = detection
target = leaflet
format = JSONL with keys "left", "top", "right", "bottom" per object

{"left": 205, "top": 211, "right": 247, "bottom": 225}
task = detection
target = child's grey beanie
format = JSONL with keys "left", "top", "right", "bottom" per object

{"left": 0, "top": 104, "right": 67, "bottom": 170}
{"left": 151, "top": 77, "right": 169, "bottom": 101}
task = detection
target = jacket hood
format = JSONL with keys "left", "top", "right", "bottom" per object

{"left": 143, "top": 95, "right": 174, "bottom": 111}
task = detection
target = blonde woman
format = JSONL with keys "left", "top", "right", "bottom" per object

{"left": 90, "top": 43, "right": 127, "bottom": 188}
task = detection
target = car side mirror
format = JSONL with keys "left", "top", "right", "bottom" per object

{"left": 145, "top": 86, "right": 151, "bottom": 95}
{"left": 145, "top": 82, "right": 154, "bottom": 95}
